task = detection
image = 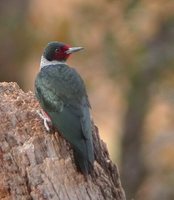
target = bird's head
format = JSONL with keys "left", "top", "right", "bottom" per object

{"left": 43, "top": 41, "right": 84, "bottom": 62}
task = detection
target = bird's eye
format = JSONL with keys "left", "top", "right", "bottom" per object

{"left": 55, "top": 49, "right": 60, "bottom": 53}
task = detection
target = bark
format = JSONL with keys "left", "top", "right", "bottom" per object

{"left": 0, "top": 82, "right": 125, "bottom": 200}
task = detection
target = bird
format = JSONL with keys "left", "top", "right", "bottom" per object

{"left": 35, "top": 41, "right": 94, "bottom": 175}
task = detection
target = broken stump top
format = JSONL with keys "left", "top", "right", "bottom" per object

{"left": 0, "top": 82, "right": 125, "bottom": 200}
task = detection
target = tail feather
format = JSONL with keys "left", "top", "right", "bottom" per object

{"left": 73, "top": 147, "right": 93, "bottom": 175}
{"left": 48, "top": 108, "right": 94, "bottom": 175}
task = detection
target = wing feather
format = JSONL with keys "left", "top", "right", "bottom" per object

{"left": 35, "top": 64, "right": 94, "bottom": 174}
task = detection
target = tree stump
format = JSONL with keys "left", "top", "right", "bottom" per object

{"left": 0, "top": 82, "right": 126, "bottom": 200}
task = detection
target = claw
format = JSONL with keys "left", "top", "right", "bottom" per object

{"left": 37, "top": 110, "right": 52, "bottom": 132}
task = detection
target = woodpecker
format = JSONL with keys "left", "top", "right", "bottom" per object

{"left": 35, "top": 41, "right": 94, "bottom": 175}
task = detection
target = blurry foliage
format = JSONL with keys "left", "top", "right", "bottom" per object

{"left": 53, "top": 20, "right": 72, "bottom": 43}
{"left": 0, "top": 0, "right": 36, "bottom": 87}
{"left": 125, "top": 0, "right": 140, "bottom": 13}
{"left": 94, "top": 1, "right": 174, "bottom": 199}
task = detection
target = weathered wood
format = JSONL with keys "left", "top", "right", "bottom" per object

{"left": 0, "top": 82, "right": 126, "bottom": 200}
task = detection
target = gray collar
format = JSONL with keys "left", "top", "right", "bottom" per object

{"left": 40, "top": 56, "right": 66, "bottom": 69}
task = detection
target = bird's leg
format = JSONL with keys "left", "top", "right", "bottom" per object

{"left": 37, "top": 110, "right": 52, "bottom": 132}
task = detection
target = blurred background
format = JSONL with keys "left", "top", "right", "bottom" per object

{"left": 0, "top": 0, "right": 174, "bottom": 199}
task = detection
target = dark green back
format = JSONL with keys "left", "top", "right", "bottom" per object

{"left": 35, "top": 64, "right": 94, "bottom": 174}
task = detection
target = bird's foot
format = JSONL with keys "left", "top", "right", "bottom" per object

{"left": 37, "top": 110, "right": 52, "bottom": 132}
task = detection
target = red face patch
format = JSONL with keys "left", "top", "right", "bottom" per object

{"left": 53, "top": 45, "right": 71, "bottom": 61}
